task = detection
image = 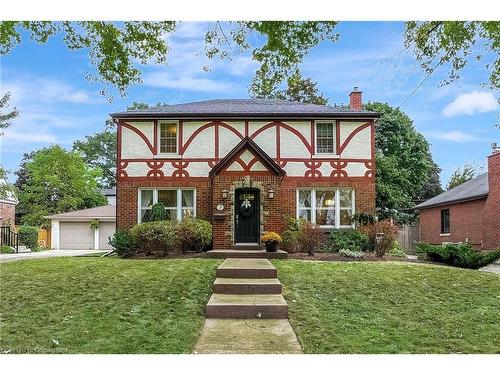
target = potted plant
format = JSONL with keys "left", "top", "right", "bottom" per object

{"left": 261, "top": 231, "right": 282, "bottom": 252}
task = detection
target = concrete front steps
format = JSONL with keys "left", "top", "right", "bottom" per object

{"left": 207, "top": 249, "right": 288, "bottom": 259}
{"left": 206, "top": 258, "right": 288, "bottom": 319}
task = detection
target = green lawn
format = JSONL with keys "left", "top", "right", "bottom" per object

{"left": 0, "top": 257, "right": 221, "bottom": 353}
{"left": 274, "top": 260, "right": 500, "bottom": 353}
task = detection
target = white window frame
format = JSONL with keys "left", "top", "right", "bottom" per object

{"left": 157, "top": 120, "right": 180, "bottom": 156}
{"left": 315, "top": 120, "right": 337, "bottom": 156}
{"left": 137, "top": 187, "right": 196, "bottom": 223}
{"left": 296, "top": 188, "right": 355, "bottom": 229}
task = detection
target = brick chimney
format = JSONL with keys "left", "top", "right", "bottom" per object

{"left": 482, "top": 143, "right": 500, "bottom": 249}
{"left": 349, "top": 86, "right": 362, "bottom": 110}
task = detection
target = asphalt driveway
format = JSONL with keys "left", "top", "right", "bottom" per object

{"left": 0, "top": 250, "right": 106, "bottom": 263}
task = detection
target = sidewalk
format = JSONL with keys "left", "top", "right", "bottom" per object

{"left": 0, "top": 250, "right": 105, "bottom": 263}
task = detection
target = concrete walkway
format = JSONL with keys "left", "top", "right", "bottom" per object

{"left": 0, "top": 249, "right": 105, "bottom": 263}
{"left": 194, "top": 258, "right": 302, "bottom": 354}
{"left": 480, "top": 262, "right": 500, "bottom": 274}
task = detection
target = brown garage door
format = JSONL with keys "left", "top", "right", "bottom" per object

{"left": 59, "top": 222, "right": 94, "bottom": 250}
{"left": 99, "top": 222, "right": 116, "bottom": 250}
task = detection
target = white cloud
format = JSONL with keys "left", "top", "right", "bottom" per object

{"left": 2, "top": 129, "right": 56, "bottom": 144}
{"left": 143, "top": 72, "right": 233, "bottom": 92}
{"left": 425, "top": 130, "right": 482, "bottom": 143}
{"left": 442, "top": 91, "right": 498, "bottom": 117}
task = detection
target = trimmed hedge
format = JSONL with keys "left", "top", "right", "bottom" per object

{"left": 110, "top": 218, "right": 213, "bottom": 258}
{"left": 18, "top": 225, "right": 39, "bottom": 250}
{"left": 323, "top": 229, "right": 368, "bottom": 253}
{"left": 416, "top": 242, "right": 500, "bottom": 269}
{"left": 177, "top": 217, "right": 212, "bottom": 253}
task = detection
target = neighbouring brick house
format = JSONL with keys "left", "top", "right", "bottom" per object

{"left": 111, "top": 88, "right": 379, "bottom": 249}
{"left": 416, "top": 145, "right": 500, "bottom": 250}
{"left": 0, "top": 179, "right": 18, "bottom": 227}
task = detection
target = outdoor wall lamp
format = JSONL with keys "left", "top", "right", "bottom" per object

{"left": 268, "top": 189, "right": 275, "bottom": 199}
{"left": 222, "top": 189, "right": 228, "bottom": 199}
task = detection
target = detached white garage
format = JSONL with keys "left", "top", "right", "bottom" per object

{"left": 46, "top": 205, "right": 116, "bottom": 250}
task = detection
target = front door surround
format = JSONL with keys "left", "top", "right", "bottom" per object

{"left": 234, "top": 188, "right": 260, "bottom": 244}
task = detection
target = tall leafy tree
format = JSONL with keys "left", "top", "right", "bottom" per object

{"left": 15, "top": 145, "right": 107, "bottom": 226}
{"left": 0, "top": 92, "right": 18, "bottom": 132}
{"left": 1, "top": 21, "right": 339, "bottom": 97}
{"left": 405, "top": 21, "right": 500, "bottom": 90}
{"left": 73, "top": 131, "right": 117, "bottom": 189}
{"left": 365, "top": 102, "right": 435, "bottom": 223}
{"left": 418, "top": 160, "right": 444, "bottom": 201}
{"left": 250, "top": 69, "right": 329, "bottom": 105}
{"left": 446, "top": 162, "right": 482, "bottom": 190}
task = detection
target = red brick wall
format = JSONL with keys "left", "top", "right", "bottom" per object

{"left": 117, "top": 175, "right": 376, "bottom": 249}
{"left": 0, "top": 202, "right": 16, "bottom": 227}
{"left": 419, "top": 151, "right": 500, "bottom": 250}
{"left": 419, "top": 199, "right": 487, "bottom": 248}
{"left": 116, "top": 178, "right": 212, "bottom": 229}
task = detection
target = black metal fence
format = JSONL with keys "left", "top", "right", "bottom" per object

{"left": 0, "top": 226, "right": 19, "bottom": 253}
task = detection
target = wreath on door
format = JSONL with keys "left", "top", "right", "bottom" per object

{"left": 240, "top": 199, "right": 253, "bottom": 217}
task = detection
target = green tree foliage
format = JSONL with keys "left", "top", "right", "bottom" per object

{"left": 0, "top": 165, "right": 17, "bottom": 201}
{"left": 418, "top": 161, "right": 444, "bottom": 201}
{"left": 250, "top": 69, "right": 329, "bottom": 105}
{"left": 73, "top": 131, "right": 117, "bottom": 189}
{"left": 0, "top": 21, "right": 339, "bottom": 97}
{"left": 405, "top": 21, "right": 500, "bottom": 89}
{"left": 365, "top": 102, "right": 435, "bottom": 222}
{"left": 446, "top": 162, "right": 481, "bottom": 190}
{"left": 0, "top": 21, "right": 176, "bottom": 96}
{"left": 0, "top": 92, "right": 18, "bottom": 131}
{"left": 15, "top": 145, "right": 107, "bottom": 226}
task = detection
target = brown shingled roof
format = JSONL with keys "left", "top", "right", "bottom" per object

{"left": 45, "top": 205, "right": 116, "bottom": 220}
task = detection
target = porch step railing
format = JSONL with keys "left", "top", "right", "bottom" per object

{"left": 0, "top": 226, "right": 19, "bottom": 253}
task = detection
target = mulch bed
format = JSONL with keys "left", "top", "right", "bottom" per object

{"left": 288, "top": 252, "right": 426, "bottom": 263}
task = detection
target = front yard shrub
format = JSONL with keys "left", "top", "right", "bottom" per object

{"left": 339, "top": 248, "right": 366, "bottom": 259}
{"left": 143, "top": 203, "right": 168, "bottom": 222}
{"left": 299, "top": 221, "right": 324, "bottom": 256}
{"left": 416, "top": 242, "right": 500, "bottom": 269}
{"left": 108, "top": 229, "right": 137, "bottom": 258}
{"left": 0, "top": 245, "right": 15, "bottom": 254}
{"left": 17, "top": 225, "right": 39, "bottom": 250}
{"left": 389, "top": 243, "right": 407, "bottom": 258}
{"left": 361, "top": 220, "right": 399, "bottom": 257}
{"left": 324, "top": 229, "right": 368, "bottom": 253}
{"left": 281, "top": 229, "right": 301, "bottom": 253}
{"left": 177, "top": 217, "right": 212, "bottom": 253}
{"left": 130, "top": 220, "right": 179, "bottom": 257}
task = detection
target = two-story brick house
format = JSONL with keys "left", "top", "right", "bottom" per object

{"left": 111, "top": 88, "right": 379, "bottom": 249}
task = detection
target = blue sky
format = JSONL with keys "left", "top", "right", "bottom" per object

{"left": 1, "top": 21, "right": 498, "bottom": 186}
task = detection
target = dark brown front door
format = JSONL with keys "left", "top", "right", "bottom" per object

{"left": 235, "top": 188, "right": 260, "bottom": 243}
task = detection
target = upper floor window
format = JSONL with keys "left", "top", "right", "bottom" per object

{"left": 441, "top": 209, "right": 450, "bottom": 234}
{"left": 159, "top": 122, "right": 178, "bottom": 154}
{"left": 316, "top": 122, "right": 336, "bottom": 154}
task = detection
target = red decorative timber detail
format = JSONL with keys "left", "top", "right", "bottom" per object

{"left": 172, "top": 161, "right": 190, "bottom": 178}
{"left": 122, "top": 121, "right": 157, "bottom": 154}
{"left": 146, "top": 161, "right": 165, "bottom": 178}
{"left": 181, "top": 121, "right": 244, "bottom": 155}
{"left": 304, "top": 160, "right": 322, "bottom": 178}
{"left": 338, "top": 122, "right": 370, "bottom": 154}
{"left": 118, "top": 161, "right": 128, "bottom": 178}
{"left": 208, "top": 160, "right": 218, "bottom": 168}
{"left": 364, "top": 161, "right": 374, "bottom": 178}
{"left": 251, "top": 121, "right": 313, "bottom": 153}
{"left": 278, "top": 160, "right": 287, "bottom": 168}
{"left": 335, "top": 120, "right": 341, "bottom": 153}
{"left": 244, "top": 120, "right": 249, "bottom": 137}
{"left": 330, "top": 160, "right": 348, "bottom": 178}
{"left": 310, "top": 120, "right": 315, "bottom": 155}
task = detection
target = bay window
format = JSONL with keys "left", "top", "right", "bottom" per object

{"left": 138, "top": 188, "right": 195, "bottom": 223}
{"left": 297, "top": 188, "right": 355, "bottom": 228}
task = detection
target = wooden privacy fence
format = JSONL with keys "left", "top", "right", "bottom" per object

{"left": 38, "top": 229, "right": 51, "bottom": 249}
{"left": 397, "top": 224, "right": 421, "bottom": 254}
